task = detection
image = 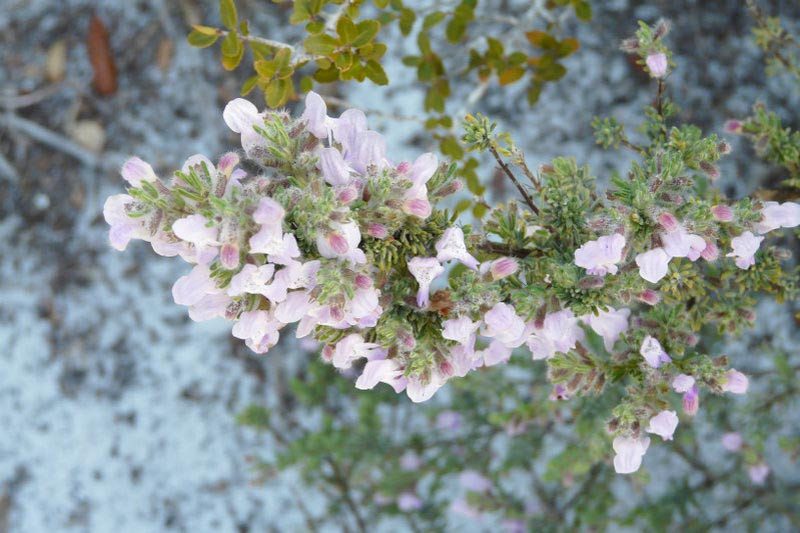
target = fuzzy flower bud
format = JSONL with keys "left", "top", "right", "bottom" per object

{"left": 121, "top": 156, "right": 158, "bottom": 187}
{"left": 711, "top": 204, "right": 734, "bottom": 222}
{"left": 683, "top": 385, "right": 700, "bottom": 415}
{"left": 367, "top": 223, "right": 388, "bottom": 239}
{"left": 488, "top": 257, "right": 518, "bottom": 280}
{"left": 658, "top": 212, "right": 679, "bottom": 232}
{"left": 724, "top": 119, "right": 743, "bottom": 133}
{"left": 638, "top": 289, "right": 661, "bottom": 306}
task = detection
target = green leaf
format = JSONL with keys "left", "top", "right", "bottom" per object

{"left": 249, "top": 41, "right": 274, "bottom": 59}
{"left": 187, "top": 29, "right": 218, "bottom": 48}
{"left": 236, "top": 405, "right": 271, "bottom": 428}
{"left": 445, "top": 19, "right": 466, "bottom": 43}
{"left": 337, "top": 16, "right": 358, "bottom": 44}
{"left": 364, "top": 60, "right": 388, "bottom": 85}
{"left": 526, "top": 30, "right": 557, "bottom": 49}
{"left": 422, "top": 11, "right": 446, "bottom": 30}
{"left": 304, "top": 34, "right": 338, "bottom": 56}
{"left": 538, "top": 62, "right": 567, "bottom": 81}
{"left": 439, "top": 135, "right": 464, "bottom": 159}
{"left": 455, "top": 198, "right": 472, "bottom": 213}
{"left": 556, "top": 37, "right": 580, "bottom": 58}
{"left": 299, "top": 75, "right": 314, "bottom": 92}
{"left": 402, "top": 55, "right": 420, "bottom": 66}
{"left": 240, "top": 75, "right": 259, "bottom": 96}
{"left": 265, "top": 78, "right": 291, "bottom": 107}
{"left": 221, "top": 31, "right": 243, "bottom": 70}
{"left": 374, "top": 0, "right": 389, "bottom": 7}
{"left": 306, "top": 20, "right": 325, "bottom": 34}
{"left": 314, "top": 65, "right": 340, "bottom": 83}
{"left": 398, "top": 9, "right": 415, "bottom": 36}
{"left": 353, "top": 19, "right": 381, "bottom": 47}
{"left": 499, "top": 66, "right": 525, "bottom": 85}
{"left": 254, "top": 59, "right": 276, "bottom": 79}
{"left": 575, "top": 1, "right": 592, "bottom": 21}
{"left": 289, "top": 3, "right": 311, "bottom": 24}
{"left": 220, "top": 0, "right": 238, "bottom": 30}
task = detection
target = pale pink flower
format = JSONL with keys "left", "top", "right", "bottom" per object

{"left": 483, "top": 303, "right": 527, "bottom": 348}
{"left": 316, "top": 221, "right": 366, "bottom": 265}
{"left": 573, "top": 233, "right": 626, "bottom": 276}
{"left": 636, "top": 248, "right": 670, "bottom": 283}
{"left": 301, "top": 91, "right": 336, "bottom": 140}
{"left": 407, "top": 257, "right": 444, "bottom": 308}
{"left": 442, "top": 316, "right": 481, "bottom": 346}
{"left": 227, "top": 264, "right": 275, "bottom": 297}
{"left": 233, "top": 310, "right": 281, "bottom": 354}
{"left": 356, "top": 356, "right": 404, "bottom": 391}
{"left": 748, "top": 463, "right": 770, "bottom": 485}
{"left": 253, "top": 197, "right": 285, "bottom": 225}
{"left": 332, "top": 333, "right": 380, "bottom": 369}
{"left": 612, "top": 435, "right": 650, "bottom": 474}
{"left": 646, "top": 52, "right": 668, "bottom": 77}
{"left": 187, "top": 292, "right": 232, "bottom": 322}
{"left": 658, "top": 212, "right": 679, "bottom": 232}
{"left": 222, "top": 98, "right": 263, "bottom": 153}
{"left": 640, "top": 335, "right": 671, "bottom": 368}
{"left": 672, "top": 374, "right": 695, "bottom": 393}
{"left": 435, "top": 227, "right": 479, "bottom": 270}
{"left": 172, "top": 214, "right": 219, "bottom": 247}
{"left": 476, "top": 340, "right": 512, "bottom": 367}
{"left": 220, "top": 243, "right": 239, "bottom": 269}
{"left": 661, "top": 228, "right": 706, "bottom": 261}
{"left": 581, "top": 307, "right": 630, "bottom": 352}
{"left": 721, "top": 369, "right": 749, "bottom": 394}
{"left": 402, "top": 185, "right": 433, "bottom": 219}
{"left": 727, "top": 231, "right": 763, "bottom": 270}
{"left": 754, "top": 201, "right": 800, "bottom": 234}
{"left": 103, "top": 194, "right": 152, "bottom": 251}
{"left": 274, "top": 291, "right": 313, "bottom": 324}
{"left": 645, "top": 410, "right": 679, "bottom": 441}
{"left": 700, "top": 240, "right": 719, "bottom": 261}
{"left": 527, "top": 309, "right": 584, "bottom": 360}
{"left": 408, "top": 153, "right": 438, "bottom": 187}
{"left": 721, "top": 432, "right": 743, "bottom": 452}
{"left": 172, "top": 265, "right": 215, "bottom": 306}
{"left": 121, "top": 156, "right": 157, "bottom": 187}
{"left": 317, "top": 147, "right": 354, "bottom": 187}
{"left": 406, "top": 371, "right": 446, "bottom": 403}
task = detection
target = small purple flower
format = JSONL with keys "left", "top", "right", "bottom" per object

{"left": 172, "top": 265, "right": 215, "bottom": 306}
{"left": 355, "top": 357, "right": 403, "bottom": 391}
{"left": 646, "top": 52, "right": 668, "bottom": 78}
{"left": 645, "top": 410, "right": 679, "bottom": 441}
{"left": 573, "top": 233, "right": 626, "bottom": 276}
{"left": 316, "top": 221, "right": 366, "bottom": 265}
{"left": 459, "top": 470, "right": 491, "bottom": 493}
{"left": 661, "top": 227, "right": 706, "bottom": 261}
{"left": 332, "top": 333, "right": 381, "bottom": 369}
{"left": 683, "top": 384, "right": 700, "bottom": 415}
{"left": 635, "top": 247, "right": 670, "bottom": 283}
{"left": 407, "top": 257, "right": 444, "bottom": 308}
{"left": 721, "top": 432, "right": 743, "bottom": 452}
{"left": 301, "top": 91, "right": 336, "bottom": 140}
{"left": 397, "top": 492, "right": 423, "bottom": 511}
{"left": 222, "top": 98, "right": 263, "bottom": 153}
{"left": 172, "top": 214, "right": 219, "bottom": 247}
{"left": 435, "top": 227, "right": 479, "bottom": 270}
{"left": 527, "top": 309, "right": 584, "bottom": 360}
{"left": 640, "top": 336, "right": 671, "bottom": 368}
{"left": 317, "top": 147, "right": 354, "bottom": 187}
{"left": 748, "top": 463, "right": 770, "bottom": 485}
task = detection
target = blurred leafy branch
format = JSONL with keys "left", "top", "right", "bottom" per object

{"left": 188, "top": 0, "right": 589, "bottom": 220}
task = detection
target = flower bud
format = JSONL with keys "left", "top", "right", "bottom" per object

{"left": 638, "top": 289, "right": 660, "bottom": 305}
{"left": 439, "top": 360, "right": 454, "bottom": 377}
{"left": 220, "top": 243, "right": 240, "bottom": 270}
{"left": 337, "top": 187, "right": 358, "bottom": 204}
{"left": 355, "top": 274, "right": 373, "bottom": 289}
{"left": 654, "top": 19, "right": 671, "bottom": 40}
{"left": 367, "top": 223, "right": 388, "bottom": 239}
{"left": 396, "top": 161, "right": 410, "bottom": 174}
{"left": 658, "top": 212, "right": 679, "bottom": 232}
{"left": 711, "top": 205, "right": 733, "bottom": 222}
{"left": 577, "top": 276, "right": 605, "bottom": 289}
{"left": 699, "top": 161, "right": 720, "bottom": 181}
{"left": 433, "top": 180, "right": 463, "bottom": 198}
{"left": 717, "top": 141, "right": 732, "bottom": 155}
{"left": 700, "top": 241, "right": 719, "bottom": 261}
{"left": 724, "top": 120, "right": 743, "bottom": 133}
{"left": 489, "top": 257, "right": 518, "bottom": 280}
{"left": 620, "top": 38, "right": 639, "bottom": 53}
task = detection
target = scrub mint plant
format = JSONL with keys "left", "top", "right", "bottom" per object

{"left": 105, "top": 17, "right": 800, "bottom": 483}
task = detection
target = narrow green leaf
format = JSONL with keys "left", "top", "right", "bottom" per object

{"left": 364, "top": 60, "right": 388, "bottom": 85}
{"left": 220, "top": 0, "right": 238, "bottom": 30}
{"left": 240, "top": 75, "right": 259, "bottom": 96}
{"left": 422, "top": 11, "right": 445, "bottom": 30}
{"left": 353, "top": 19, "right": 381, "bottom": 47}
{"left": 337, "top": 16, "right": 358, "bottom": 44}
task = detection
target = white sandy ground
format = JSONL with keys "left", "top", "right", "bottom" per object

{"left": 1, "top": 0, "right": 799, "bottom": 531}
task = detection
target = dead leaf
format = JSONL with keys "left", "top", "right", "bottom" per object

{"left": 156, "top": 38, "right": 174, "bottom": 72}
{"left": 87, "top": 15, "right": 117, "bottom": 95}
{"left": 45, "top": 40, "right": 67, "bottom": 82}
